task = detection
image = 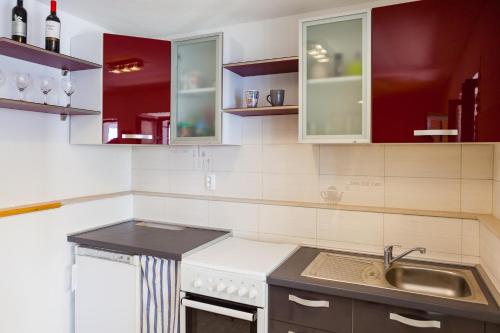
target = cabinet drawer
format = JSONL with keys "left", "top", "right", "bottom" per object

{"left": 353, "top": 300, "right": 485, "bottom": 333}
{"left": 269, "top": 286, "right": 352, "bottom": 333}
{"left": 270, "top": 320, "right": 331, "bottom": 333}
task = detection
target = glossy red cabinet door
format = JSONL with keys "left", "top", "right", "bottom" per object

{"left": 372, "top": 0, "right": 500, "bottom": 143}
{"left": 102, "top": 33, "right": 171, "bottom": 144}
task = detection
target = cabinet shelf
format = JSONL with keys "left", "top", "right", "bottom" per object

{"left": 178, "top": 87, "right": 216, "bottom": 95}
{"left": 224, "top": 56, "right": 299, "bottom": 77}
{"left": 0, "top": 98, "right": 100, "bottom": 116}
{"left": 0, "top": 37, "right": 101, "bottom": 71}
{"left": 223, "top": 105, "right": 298, "bottom": 117}
{"left": 308, "top": 76, "right": 362, "bottom": 84}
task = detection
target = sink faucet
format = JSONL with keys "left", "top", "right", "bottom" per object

{"left": 384, "top": 245, "right": 426, "bottom": 270}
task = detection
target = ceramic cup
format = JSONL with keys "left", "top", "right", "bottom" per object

{"left": 245, "top": 90, "right": 259, "bottom": 108}
{"left": 267, "top": 89, "right": 285, "bottom": 106}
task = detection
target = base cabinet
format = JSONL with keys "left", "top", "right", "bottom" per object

{"left": 270, "top": 320, "right": 332, "bottom": 333}
{"left": 269, "top": 286, "right": 498, "bottom": 333}
{"left": 352, "top": 300, "right": 484, "bottom": 333}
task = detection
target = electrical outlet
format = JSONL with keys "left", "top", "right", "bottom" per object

{"left": 205, "top": 174, "right": 216, "bottom": 191}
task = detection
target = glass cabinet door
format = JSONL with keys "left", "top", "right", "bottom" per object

{"left": 300, "top": 13, "right": 370, "bottom": 143}
{"left": 171, "top": 34, "right": 222, "bottom": 144}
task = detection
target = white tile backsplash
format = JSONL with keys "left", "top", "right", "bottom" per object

{"left": 462, "top": 219, "right": 480, "bottom": 256}
{"left": 319, "top": 145, "right": 385, "bottom": 176}
{"left": 262, "top": 144, "right": 319, "bottom": 174}
{"left": 494, "top": 144, "right": 500, "bottom": 181}
{"left": 461, "top": 145, "right": 494, "bottom": 180}
{"left": 133, "top": 195, "right": 166, "bottom": 221}
{"left": 385, "top": 177, "right": 461, "bottom": 212}
{"left": 132, "top": 169, "right": 170, "bottom": 193}
{"left": 209, "top": 145, "right": 262, "bottom": 173}
{"left": 385, "top": 145, "right": 461, "bottom": 179}
{"left": 384, "top": 214, "right": 462, "bottom": 254}
{"left": 494, "top": 181, "right": 500, "bottom": 219}
{"left": 460, "top": 179, "right": 493, "bottom": 214}
{"left": 209, "top": 201, "right": 259, "bottom": 232}
{"left": 263, "top": 173, "right": 320, "bottom": 202}
{"left": 259, "top": 205, "right": 316, "bottom": 239}
{"left": 132, "top": 146, "right": 169, "bottom": 170}
{"left": 319, "top": 175, "right": 385, "bottom": 207}
{"left": 214, "top": 172, "right": 262, "bottom": 199}
{"left": 317, "top": 210, "right": 383, "bottom": 246}
{"left": 130, "top": 133, "right": 496, "bottom": 268}
{"left": 164, "top": 198, "right": 209, "bottom": 227}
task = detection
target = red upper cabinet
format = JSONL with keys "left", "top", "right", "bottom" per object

{"left": 372, "top": 0, "right": 500, "bottom": 143}
{"left": 102, "top": 34, "right": 171, "bottom": 144}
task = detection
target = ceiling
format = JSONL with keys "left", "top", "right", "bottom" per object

{"left": 39, "top": 0, "right": 370, "bottom": 37}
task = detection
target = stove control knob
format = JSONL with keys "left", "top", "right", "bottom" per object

{"left": 216, "top": 283, "right": 226, "bottom": 293}
{"left": 227, "top": 285, "right": 237, "bottom": 295}
{"left": 238, "top": 287, "right": 248, "bottom": 297}
{"left": 249, "top": 289, "right": 258, "bottom": 299}
{"left": 193, "top": 279, "right": 203, "bottom": 289}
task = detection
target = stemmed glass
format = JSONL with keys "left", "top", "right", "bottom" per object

{"left": 0, "top": 69, "right": 5, "bottom": 89}
{"left": 61, "top": 77, "right": 76, "bottom": 107}
{"left": 39, "top": 76, "right": 55, "bottom": 105}
{"left": 15, "top": 73, "right": 31, "bottom": 101}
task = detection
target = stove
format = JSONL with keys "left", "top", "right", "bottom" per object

{"left": 180, "top": 237, "right": 298, "bottom": 333}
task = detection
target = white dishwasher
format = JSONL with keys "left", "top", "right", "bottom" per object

{"left": 74, "top": 247, "right": 140, "bottom": 333}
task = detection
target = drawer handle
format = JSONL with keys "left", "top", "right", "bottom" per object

{"left": 413, "top": 129, "right": 458, "bottom": 136}
{"left": 121, "top": 134, "right": 153, "bottom": 140}
{"left": 390, "top": 313, "right": 441, "bottom": 329}
{"left": 288, "top": 294, "right": 330, "bottom": 308}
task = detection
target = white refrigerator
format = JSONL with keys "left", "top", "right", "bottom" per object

{"left": 74, "top": 247, "right": 140, "bottom": 333}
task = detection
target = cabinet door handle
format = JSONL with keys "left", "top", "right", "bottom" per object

{"left": 288, "top": 294, "right": 330, "bottom": 308}
{"left": 413, "top": 129, "right": 458, "bottom": 136}
{"left": 121, "top": 134, "right": 153, "bottom": 140}
{"left": 389, "top": 313, "right": 441, "bottom": 329}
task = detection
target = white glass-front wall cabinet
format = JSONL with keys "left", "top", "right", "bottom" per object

{"left": 299, "top": 12, "right": 371, "bottom": 143}
{"left": 171, "top": 33, "right": 240, "bottom": 145}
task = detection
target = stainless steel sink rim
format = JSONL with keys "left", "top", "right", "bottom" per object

{"left": 301, "top": 252, "right": 488, "bottom": 305}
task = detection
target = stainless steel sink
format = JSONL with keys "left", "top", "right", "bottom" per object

{"left": 301, "top": 252, "right": 488, "bottom": 304}
{"left": 385, "top": 266, "right": 473, "bottom": 299}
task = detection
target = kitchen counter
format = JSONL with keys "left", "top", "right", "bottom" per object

{"left": 67, "top": 220, "right": 230, "bottom": 260}
{"left": 268, "top": 247, "right": 500, "bottom": 324}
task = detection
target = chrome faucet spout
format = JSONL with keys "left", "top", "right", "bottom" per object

{"left": 384, "top": 245, "right": 426, "bottom": 270}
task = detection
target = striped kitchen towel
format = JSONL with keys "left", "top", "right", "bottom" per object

{"left": 140, "top": 256, "right": 180, "bottom": 333}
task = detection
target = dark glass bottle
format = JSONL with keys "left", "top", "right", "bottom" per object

{"left": 45, "top": 0, "right": 60, "bottom": 53}
{"left": 11, "top": 0, "right": 27, "bottom": 44}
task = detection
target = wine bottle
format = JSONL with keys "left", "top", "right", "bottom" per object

{"left": 11, "top": 0, "right": 27, "bottom": 44}
{"left": 45, "top": 0, "right": 60, "bottom": 53}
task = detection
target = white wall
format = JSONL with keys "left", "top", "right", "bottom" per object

{"left": 0, "top": 0, "right": 131, "bottom": 207}
{"left": 0, "top": 2, "right": 132, "bottom": 333}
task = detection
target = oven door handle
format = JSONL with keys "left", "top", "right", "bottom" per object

{"left": 181, "top": 298, "right": 256, "bottom": 322}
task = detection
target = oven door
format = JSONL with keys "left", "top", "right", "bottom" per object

{"left": 180, "top": 292, "right": 263, "bottom": 333}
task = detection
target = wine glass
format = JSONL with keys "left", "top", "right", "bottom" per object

{"left": 39, "top": 76, "right": 55, "bottom": 105}
{"left": 0, "top": 69, "right": 5, "bottom": 89}
{"left": 61, "top": 77, "right": 76, "bottom": 107}
{"left": 15, "top": 73, "right": 31, "bottom": 101}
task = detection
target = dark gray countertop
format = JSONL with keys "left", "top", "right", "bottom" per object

{"left": 268, "top": 247, "right": 500, "bottom": 324}
{"left": 67, "top": 220, "right": 230, "bottom": 260}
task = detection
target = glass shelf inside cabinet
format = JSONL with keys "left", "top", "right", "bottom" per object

{"left": 175, "top": 37, "right": 218, "bottom": 139}
{"left": 304, "top": 15, "right": 365, "bottom": 137}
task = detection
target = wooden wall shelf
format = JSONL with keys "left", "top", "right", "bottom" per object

{"left": 0, "top": 38, "right": 101, "bottom": 71}
{"left": 223, "top": 105, "right": 298, "bottom": 117}
{"left": 223, "top": 56, "right": 298, "bottom": 77}
{"left": 0, "top": 98, "right": 100, "bottom": 116}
